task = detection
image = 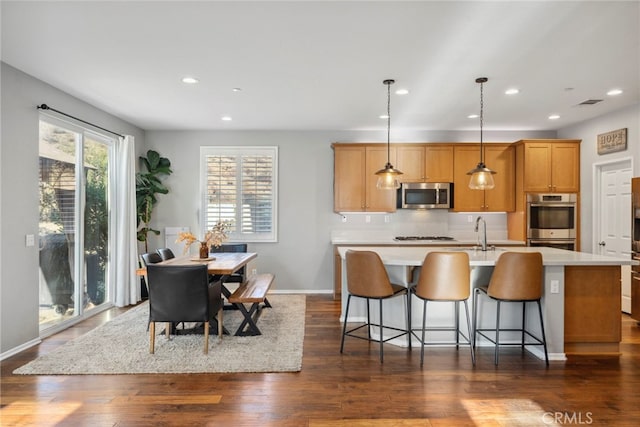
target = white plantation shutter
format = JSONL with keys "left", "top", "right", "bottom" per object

{"left": 201, "top": 146, "right": 278, "bottom": 242}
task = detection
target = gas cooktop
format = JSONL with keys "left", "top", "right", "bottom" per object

{"left": 394, "top": 236, "right": 455, "bottom": 241}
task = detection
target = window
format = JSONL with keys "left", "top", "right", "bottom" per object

{"left": 39, "top": 115, "right": 115, "bottom": 332}
{"left": 201, "top": 146, "right": 278, "bottom": 242}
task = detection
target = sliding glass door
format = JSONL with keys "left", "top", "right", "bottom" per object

{"left": 38, "top": 116, "right": 115, "bottom": 332}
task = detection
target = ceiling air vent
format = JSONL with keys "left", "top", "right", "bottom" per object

{"left": 577, "top": 99, "right": 603, "bottom": 105}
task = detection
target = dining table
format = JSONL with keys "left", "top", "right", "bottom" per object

{"left": 138, "top": 252, "right": 258, "bottom": 334}
{"left": 156, "top": 252, "right": 256, "bottom": 289}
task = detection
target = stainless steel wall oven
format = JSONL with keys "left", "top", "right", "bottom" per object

{"left": 527, "top": 193, "right": 577, "bottom": 250}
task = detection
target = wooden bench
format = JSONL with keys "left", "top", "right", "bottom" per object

{"left": 228, "top": 273, "right": 274, "bottom": 336}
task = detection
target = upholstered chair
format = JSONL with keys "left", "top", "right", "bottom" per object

{"left": 412, "top": 251, "right": 475, "bottom": 366}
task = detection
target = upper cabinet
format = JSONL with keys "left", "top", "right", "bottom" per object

{"left": 396, "top": 144, "right": 454, "bottom": 183}
{"left": 517, "top": 139, "right": 581, "bottom": 193}
{"left": 425, "top": 145, "right": 454, "bottom": 182}
{"left": 333, "top": 144, "right": 397, "bottom": 212}
{"left": 452, "top": 144, "right": 515, "bottom": 212}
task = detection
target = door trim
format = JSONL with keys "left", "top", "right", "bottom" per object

{"left": 592, "top": 156, "right": 633, "bottom": 253}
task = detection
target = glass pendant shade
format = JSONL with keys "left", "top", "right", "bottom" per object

{"left": 467, "top": 163, "right": 496, "bottom": 190}
{"left": 375, "top": 163, "right": 402, "bottom": 189}
{"left": 376, "top": 79, "right": 403, "bottom": 190}
{"left": 468, "top": 76, "right": 496, "bottom": 190}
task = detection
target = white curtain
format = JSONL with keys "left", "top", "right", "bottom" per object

{"left": 114, "top": 135, "right": 140, "bottom": 306}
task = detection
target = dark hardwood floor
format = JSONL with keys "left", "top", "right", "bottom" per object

{"left": 2, "top": 294, "right": 640, "bottom": 426}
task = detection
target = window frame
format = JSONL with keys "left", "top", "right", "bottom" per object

{"left": 200, "top": 146, "right": 278, "bottom": 243}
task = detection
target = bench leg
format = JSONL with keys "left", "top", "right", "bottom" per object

{"left": 234, "top": 302, "right": 263, "bottom": 336}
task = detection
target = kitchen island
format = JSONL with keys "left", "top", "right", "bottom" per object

{"left": 337, "top": 246, "right": 635, "bottom": 360}
{"left": 331, "top": 230, "right": 525, "bottom": 299}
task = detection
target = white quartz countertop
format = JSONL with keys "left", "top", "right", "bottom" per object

{"left": 331, "top": 237, "right": 525, "bottom": 246}
{"left": 336, "top": 246, "right": 636, "bottom": 267}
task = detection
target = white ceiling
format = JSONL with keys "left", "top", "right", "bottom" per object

{"left": 2, "top": 1, "right": 639, "bottom": 132}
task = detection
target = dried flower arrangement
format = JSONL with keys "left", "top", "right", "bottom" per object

{"left": 176, "top": 220, "right": 232, "bottom": 255}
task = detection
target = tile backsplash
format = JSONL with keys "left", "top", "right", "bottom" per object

{"left": 332, "top": 209, "right": 508, "bottom": 240}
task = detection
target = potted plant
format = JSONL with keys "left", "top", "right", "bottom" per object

{"left": 136, "top": 149, "right": 172, "bottom": 253}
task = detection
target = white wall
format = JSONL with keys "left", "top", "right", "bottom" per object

{"left": 558, "top": 103, "right": 640, "bottom": 252}
{"left": 0, "top": 63, "right": 145, "bottom": 354}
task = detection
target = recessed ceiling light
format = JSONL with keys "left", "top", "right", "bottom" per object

{"left": 548, "top": 114, "right": 560, "bottom": 120}
{"left": 607, "top": 89, "right": 623, "bottom": 96}
{"left": 395, "top": 89, "right": 409, "bottom": 95}
{"left": 221, "top": 116, "right": 232, "bottom": 121}
{"left": 505, "top": 88, "right": 519, "bottom": 95}
{"left": 379, "top": 114, "right": 389, "bottom": 119}
{"left": 181, "top": 76, "right": 199, "bottom": 84}
{"left": 232, "top": 87, "right": 242, "bottom": 92}
{"left": 468, "top": 114, "right": 479, "bottom": 119}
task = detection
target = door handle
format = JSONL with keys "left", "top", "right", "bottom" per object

{"left": 599, "top": 241, "right": 606, "bottom": 246}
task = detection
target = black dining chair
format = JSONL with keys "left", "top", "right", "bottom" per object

{"left": 156, "top": 248, "right": 175, "bottom": 261}
{"left": 146, "top": 264, "right": 223, "bottom": 354}
{"left": 141, "top": 252, "right": 163, "bottom": 266}
{"left": 139, "top": 252, "right": 163, "bottom": 300}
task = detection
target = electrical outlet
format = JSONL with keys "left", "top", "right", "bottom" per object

{"left": 550, "top": 280, "right": 560, "bottom": 294}
{"left": 251, "top": 268, "right": 257, "bottom": 276}
{"left": 365, "top": 215, "right": 371, "bottom": 223}
{"left": 467, "top": 215, "right": 473, "bottom": 223}
{"left": 25, "top": 234, "right": 35, "bottom": 247}
{"left": 384, "top": 215, "right": 390, "bottom": 223}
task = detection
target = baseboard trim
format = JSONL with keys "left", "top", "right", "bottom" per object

{"left": 1, "top": 337, "right": 42, "bottom": 361}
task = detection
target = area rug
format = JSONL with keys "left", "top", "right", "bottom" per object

{"left": 14, "top": 294, "right": 305, "bottom": 375}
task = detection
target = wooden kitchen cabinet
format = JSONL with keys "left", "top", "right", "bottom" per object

{"left": 452, "top": 143, "right": 514, "bottom": 212}
{"left": 396, "top": 144, "right": 454, "bottom": 183}
{"left": 333, "top": 144, "right": 397, "bottom": 212}
{"left": 425, "top": 145, "right": 454, "bottom": 182}
{"left": 396, "top": 145, "right": 425, "bottom": 182}
{"left": 518, "top": 140, "right": 581, "bottom": 193}
{"left": 564, "top": 265, "right": 621, "bottom": 355}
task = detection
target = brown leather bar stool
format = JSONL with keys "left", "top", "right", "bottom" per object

{"left": 473, "top": 251, "right": 549, "bottom": 366}
{"left": 412, "top": 251, "right": 475, "bottom": 366}
{"left": 340, "top": 250, "right": 410, "bottom": 363}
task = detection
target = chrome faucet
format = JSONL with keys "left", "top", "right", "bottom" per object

{"left": 475, "top": 216, "right": 488, "bottom": 251}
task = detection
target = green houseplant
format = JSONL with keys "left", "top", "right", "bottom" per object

{"left": 136, "top": 149, "right": 172, "bottom": 253}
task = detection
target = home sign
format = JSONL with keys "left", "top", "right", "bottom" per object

{"left": 597, "top": 128, "right": 627, "bottom": 155}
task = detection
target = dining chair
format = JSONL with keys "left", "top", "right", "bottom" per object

{"left": 146, "top": 264, "right": 223, "bottom": 354}
{"left": 156, "top": 248, "right": 175, "bottom": 261}
{"left": 340, "top": 250, "right": 410, "bottom": 363}
{"left": 472, "top": 251, "right": 549, "bottom": 365}
{"left": 139, "top": 252, "right": 163, "bottom": 301}
{"left": 141, "top": 252, "right": 163, "bottom": 266}
{"left": 412, "top": 251, "right": 475, "bottom": 366}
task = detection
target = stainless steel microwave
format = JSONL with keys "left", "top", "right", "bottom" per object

{"left": 397, "top": 182, "right": 452, "bottom": 209}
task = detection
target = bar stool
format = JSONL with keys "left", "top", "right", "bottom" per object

{"left": 412, "top": 251, "right": 475, "bottom": 366}
{"left": 473, "top": 251, "right": 549, "bottom": 366}
{"left": 340, "top": 250, "right": 410, "bottom": 363}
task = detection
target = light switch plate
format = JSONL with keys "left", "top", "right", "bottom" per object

{"left": 25, "top": 234, "right": 35, "bottom": 247}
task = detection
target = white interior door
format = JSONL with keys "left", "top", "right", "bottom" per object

{"left": 596, "top": 159, "right": 632, "bottom": 312}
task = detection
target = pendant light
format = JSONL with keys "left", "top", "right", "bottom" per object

{"left": 375, "top": 79, "right": 403, "bottom": 190}
{"left": 467, "top": 77, "right": 496, "bottom": 190}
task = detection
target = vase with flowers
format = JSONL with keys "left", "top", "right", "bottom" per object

{"left": 176, "top": 220, "right": 232, "bottom": 259}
